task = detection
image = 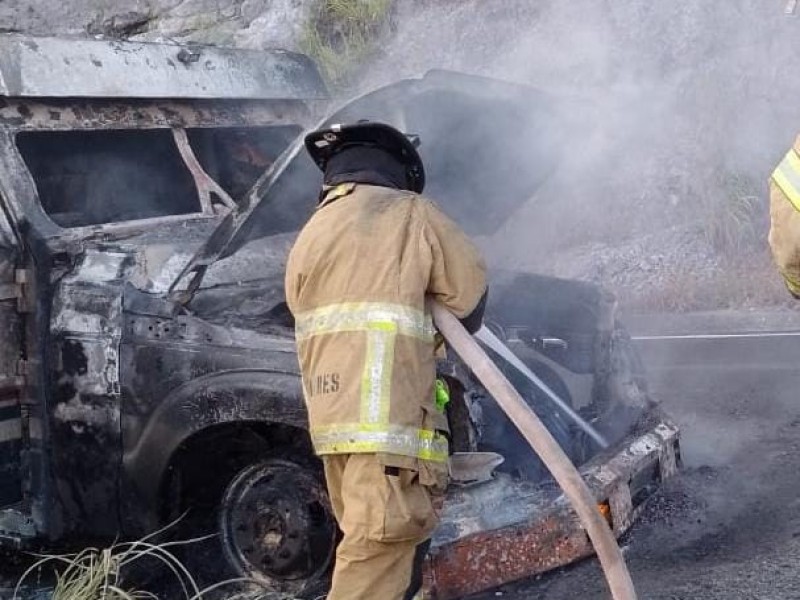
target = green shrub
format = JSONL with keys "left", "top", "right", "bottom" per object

{"left": 300, "top": 0, "right": 393, "bottom": 88}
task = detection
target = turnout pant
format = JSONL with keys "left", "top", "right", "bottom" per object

{"left": 322, "top": 453, "right": 445, "bottom": 600}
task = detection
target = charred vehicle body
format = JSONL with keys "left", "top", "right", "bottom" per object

{"left": 0, "top": 36, "right": 679, "bottom": 598}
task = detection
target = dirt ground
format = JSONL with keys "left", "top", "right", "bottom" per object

{"left": 470, "top": 353, "right": 800, "bottom": 599}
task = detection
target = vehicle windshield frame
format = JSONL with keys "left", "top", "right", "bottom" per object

{"left": 0, "top": 96, "right": 312, "bottom": 251}
{"left": 166, "top": 129, "right": 312, "bottom": 301}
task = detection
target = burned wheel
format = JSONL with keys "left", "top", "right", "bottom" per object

{"left": 219, "top": 459, "right": 337, "bottom": 597}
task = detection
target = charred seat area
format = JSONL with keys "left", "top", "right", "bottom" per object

{"left": 474, "top": 271, "right": 649, "bottom": 481}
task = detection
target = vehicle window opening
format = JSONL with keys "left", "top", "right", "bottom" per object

{"left": 16, "top": 129, "right": 200, "bottom": 228}
{"left": 185, "top": 126, "right": 300, "bottom": 200}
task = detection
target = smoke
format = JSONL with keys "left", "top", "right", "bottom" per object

{"left": 292, "top": 2, "right": 800, "bottom": 476}
{"left": 351, "top": 0, "right": 800, "bottom": 309}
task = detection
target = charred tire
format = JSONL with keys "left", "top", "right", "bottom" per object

{"left": 219, "top": 458, "right": 337, "bottom": 598}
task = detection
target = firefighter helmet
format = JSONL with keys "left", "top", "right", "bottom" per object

{"left": 304, "top": 121, "right": 425, "bottom": 193}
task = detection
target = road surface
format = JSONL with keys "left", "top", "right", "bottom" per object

{"left": 471, "top": 311, "right": 800, "bottom": 600}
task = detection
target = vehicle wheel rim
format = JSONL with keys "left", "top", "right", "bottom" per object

{"left": 220, "top": 459, "right": 337, "bottom": 593}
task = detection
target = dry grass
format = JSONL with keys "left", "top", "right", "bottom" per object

{"left": 12, "top": 522, "right": 260, "bottom": 600}
{"left": 300, "top": 0, "right": 393, "bottom": 88}
{"left": 698, "top": 171, "right": 764, "bottom": 253}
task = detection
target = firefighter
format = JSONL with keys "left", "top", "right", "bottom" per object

{"left": 769, "top": 136, "right": 800, "bottom": 299}
{"left": 285, "top": 121, "right": 487, "bottom": 600}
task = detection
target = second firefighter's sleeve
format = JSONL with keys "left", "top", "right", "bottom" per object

{"left": 768, "top": 144, "right": 800, "bottom": 299}
{"left": 421, "top": 199, "right": 488, "bottom": 332}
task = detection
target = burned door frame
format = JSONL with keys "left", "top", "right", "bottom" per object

{"left": 0, "top": 130, "right": 53, "bottom": 541}
{"left": 0, "top": 196, "right": 24, "bottom": 509}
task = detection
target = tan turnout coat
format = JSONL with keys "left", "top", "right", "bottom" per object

{"left": 769, "top": 135, "right": 800, "bottom": 297}
{"left": 285, "top": 183, "right": 486, "bottom": 464}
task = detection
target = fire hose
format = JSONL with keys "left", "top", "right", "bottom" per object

{"left": 430, "top": 302, "right": 638, "bottom": 600}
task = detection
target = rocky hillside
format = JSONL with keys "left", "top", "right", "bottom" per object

{"left": 3, "top": 0, "right": 800, "bottom": 311}
{"left": 357, "top": 0, "right": 800, "bottom": 311}
{"left": 1, "top": 0, "right": 319, "bottom": 48}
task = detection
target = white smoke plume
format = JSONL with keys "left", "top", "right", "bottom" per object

{"left": 355, "top": 0, "right": 800, "bottom": 310}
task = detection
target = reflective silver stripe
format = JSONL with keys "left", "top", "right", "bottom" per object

{"left": 361, "top": 327, "right": 395, "bottom": 424}
{"left": 295, "top": 302, "right": 435, "bottom": 341}
{"left": 772, "top": 149, "right": 800, "bottom": 211}
{"left": 311, "top": 424, "right": 449, "bottom": 462}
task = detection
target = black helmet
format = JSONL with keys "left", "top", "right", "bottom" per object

{"left": 304, "top": 121, "right": 425, "bottom": 193}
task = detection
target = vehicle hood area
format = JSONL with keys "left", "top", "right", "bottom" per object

{"left": 230, "top": 69, "right": 566, "bottom": 242}
{"left": 170, "top": 69, "right": 572, "bottom": 293}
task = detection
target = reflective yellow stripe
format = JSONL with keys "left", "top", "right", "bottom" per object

{"left": 311, "top": 423, "right": 449, "bottom": 462}
{"left": 416, "top": 429, "right": 449, "bottom": 462}
{"left": 294, "top": 302, "right": 435, "bottom": 342}
{"left": 783, "top": 273, "right": 800, "bottom": 296}
{"left": 299, "top": 302, "right": 441, "bottom": 460}
{"left": 771, "top": 149, "right": 800, "bottom": 211}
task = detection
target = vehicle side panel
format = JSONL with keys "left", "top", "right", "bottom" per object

{"left": 118, "top": 311, "right": 304, "bottom": 535}
{"left": 47, "top": 250, "right": 129, "bottom": 536}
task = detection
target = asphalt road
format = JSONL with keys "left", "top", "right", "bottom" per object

{"left": 471, "top": 315, "right": 800, "bottom": 600}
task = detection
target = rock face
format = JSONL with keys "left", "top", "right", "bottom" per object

{"left": 0, "top": 0, "right": 314, "bottom": 49}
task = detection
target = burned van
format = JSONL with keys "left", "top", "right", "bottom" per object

{"left": 0, "top": 36, "right": 678, "bottom": 599}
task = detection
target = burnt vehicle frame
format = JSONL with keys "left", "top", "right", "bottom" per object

{"left": 0, "top": 35, "right": 679, "bottom": 599}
